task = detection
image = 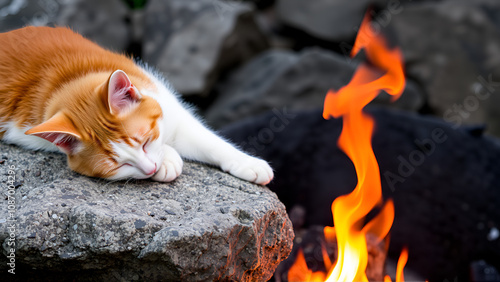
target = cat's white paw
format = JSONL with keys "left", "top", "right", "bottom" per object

{"left": 152, "top": 145, "right": 183, "bottom": 182}
{"left": 221, "top": 155, "right": 274, "bottom": 185}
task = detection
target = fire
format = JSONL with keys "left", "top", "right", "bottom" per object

{"left": 288, "top": 12, "right": 408, "bottom": 282}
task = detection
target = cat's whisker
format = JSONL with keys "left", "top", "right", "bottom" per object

{"left": 90, "top": 160, "right": 104, "bottom": 172}
{"left": 124, "top": 177, "right": 135, "bottom": 189}
{"left": 102, "top": 178, "right": 121, "bottom": 187}
{"left": 103, "top": 166, "right": 118, "bottom": 177}
{"left": 89, "top": 154, "right": 121, "bottom": 176}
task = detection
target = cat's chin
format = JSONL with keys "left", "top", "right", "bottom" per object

{"left": 106, "top": 171, "right": 152, "bottom": 181}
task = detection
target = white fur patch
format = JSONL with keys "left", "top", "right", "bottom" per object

{"left": 0, "top": 122, "right": 59, "bottom": 152}
{"left": 138, "top": 63, "right": 274, "bottom": 185}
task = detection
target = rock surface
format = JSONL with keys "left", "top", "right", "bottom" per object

{"left": 0, "top": 142, "right": 293, "bottom": 281}
{"left": 143, "top": 0, "right": 269, "bottom": 96}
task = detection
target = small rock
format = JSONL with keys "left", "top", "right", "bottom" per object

{"left": 276, "top": 0, "right": 386, "bottom": 42}
{"left": 165, "top": 209, "right": 176, "bottom": 215}
{"left": 143, "top": 0, "right": 269, "bottom": 96}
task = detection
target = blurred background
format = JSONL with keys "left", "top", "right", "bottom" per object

{"left": 1, "top": 0, "right": 500, "bottom": 134}
{"left": 1, "top": 0, "right": 500, "bottom": 281}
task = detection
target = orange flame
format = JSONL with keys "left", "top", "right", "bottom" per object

{"left": 288, "top": 12, "right": 408, "bottom": 282}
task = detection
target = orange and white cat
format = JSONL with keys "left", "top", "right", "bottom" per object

{"left": 0, "top": 26, "right": 273, "bottom": 185}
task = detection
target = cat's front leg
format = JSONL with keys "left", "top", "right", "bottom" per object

{"left": 151, "top": 144, "right": 183, "bottom": 182}
{"left": 172, "top": 110, "right": 274, "bottom": 185}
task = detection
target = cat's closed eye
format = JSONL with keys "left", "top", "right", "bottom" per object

{"left": 142, "top": 138, "right": 150, "bottom": 153}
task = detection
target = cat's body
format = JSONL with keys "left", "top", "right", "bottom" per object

{"left": 0, "top": 26, "right": 273, "bottom": 184}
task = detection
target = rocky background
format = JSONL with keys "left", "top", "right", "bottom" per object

{"left": 1, "top": 0, "right": 500, "bottom": 281}
{"left": 1, "top": 0, "right": 499, "bottom": 134}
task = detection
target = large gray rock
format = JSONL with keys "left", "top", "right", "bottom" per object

{"left": 389, "top": 0, "right": 500, "bottom": 137}
{"left": 275, "top": 0, "right": 388, "bottom": 42}
{"left": 0, "top": 0, "right": 130, "bottom": 52}
{"left": 56, "top": 0, "right": 130, "bottom": 52}
{"left": 206, "top": 48, "right": 424, "bottom": 128}
{"left": 143, "top": 0, "right": 269, "bottom": 96}
{"left": 0, "top": 142, "right": 293, "bottom": 281}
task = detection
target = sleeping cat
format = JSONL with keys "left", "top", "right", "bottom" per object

{"left": 0, "top": 26, "right": 273, "bottom": 185}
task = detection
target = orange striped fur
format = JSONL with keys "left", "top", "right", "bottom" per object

{"left": 0, "top": 26, "right": 274, "bottom": 185}
{"left": 0, "top": 26, "right": 162, "bottom": 178}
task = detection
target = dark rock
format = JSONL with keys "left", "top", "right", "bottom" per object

{"left": 238, "top": 0, "right": 276, "bottom": 10}
{"left": 206, "top": 48, "right": 423, "bottom": 128}
{"left": 221, "top": 107, "right": 500, "bottom": 281}
{"left": 470, "top": 260, "right": 500, "bottom": 282}
{"left": 389, "top": 0, "right": 500, "bottom": 136}
{"left": 0, "top": 142, "right": 293, "bottom": 281}
{"left": 0, "top": 0, "right": 130, "bottom": 52}
{"left": 275, "top": 0, "right": 388, "bottom": 43}
{"left": 0, "top": 0, "right": 49, "bottom": 31}
{"left": 143, "top": 0, "right": 269, "bottom": 96}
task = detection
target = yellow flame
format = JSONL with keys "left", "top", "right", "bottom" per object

{"left": 288, "top": 11, "right": 408, "bottom": 282}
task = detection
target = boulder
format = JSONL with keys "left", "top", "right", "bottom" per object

{"left": 389, "top": 0, "right": 500, "bottom": 137}
{"left": 0, "top": 142, "right": 293, "bottom": 281}
{"left": 206, "top": 48, "right": 424, "bottom": 128}
{"left": 0, "top": 0, "right": 130, "bottom": 52}
{"left": 56, "top": 0, "right": 130, "bottom": 52}
{"left": 275, "top": 0, "right": 389, "bottom": 43}
{"left": 143, "top": 0, "right": 269, "bottom": 96}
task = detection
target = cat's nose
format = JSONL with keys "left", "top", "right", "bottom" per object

{"left": 138, "top": 161, "right": 156, "bottom": 176}
{"left": 145, "top": 163, "right": 157, "bottom": 176}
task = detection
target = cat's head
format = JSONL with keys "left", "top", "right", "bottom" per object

{"left": 25, "top": 70, "right": 165, "bottom": 180}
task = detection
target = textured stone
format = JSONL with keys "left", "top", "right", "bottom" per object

{"left": 389, "top": 0, "right": 500, "bottom": 137}
{"left": 0, "top": 0, "right": 130, "bottom": 52}
{"left": 0, "top": 142, "right": 293, "bottom": 281}
{"left": 56, "top": 0, "right": 130, "bottom": 52}
{"left": 143, "top": 0, "right": 269, "bottom": 96}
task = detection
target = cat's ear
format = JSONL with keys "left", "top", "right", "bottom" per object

{"left": 25, "top": 112, "right": 82, "bottom": 154}
{"left": 106, "top": 70, "right": 141, "bottom": 115}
